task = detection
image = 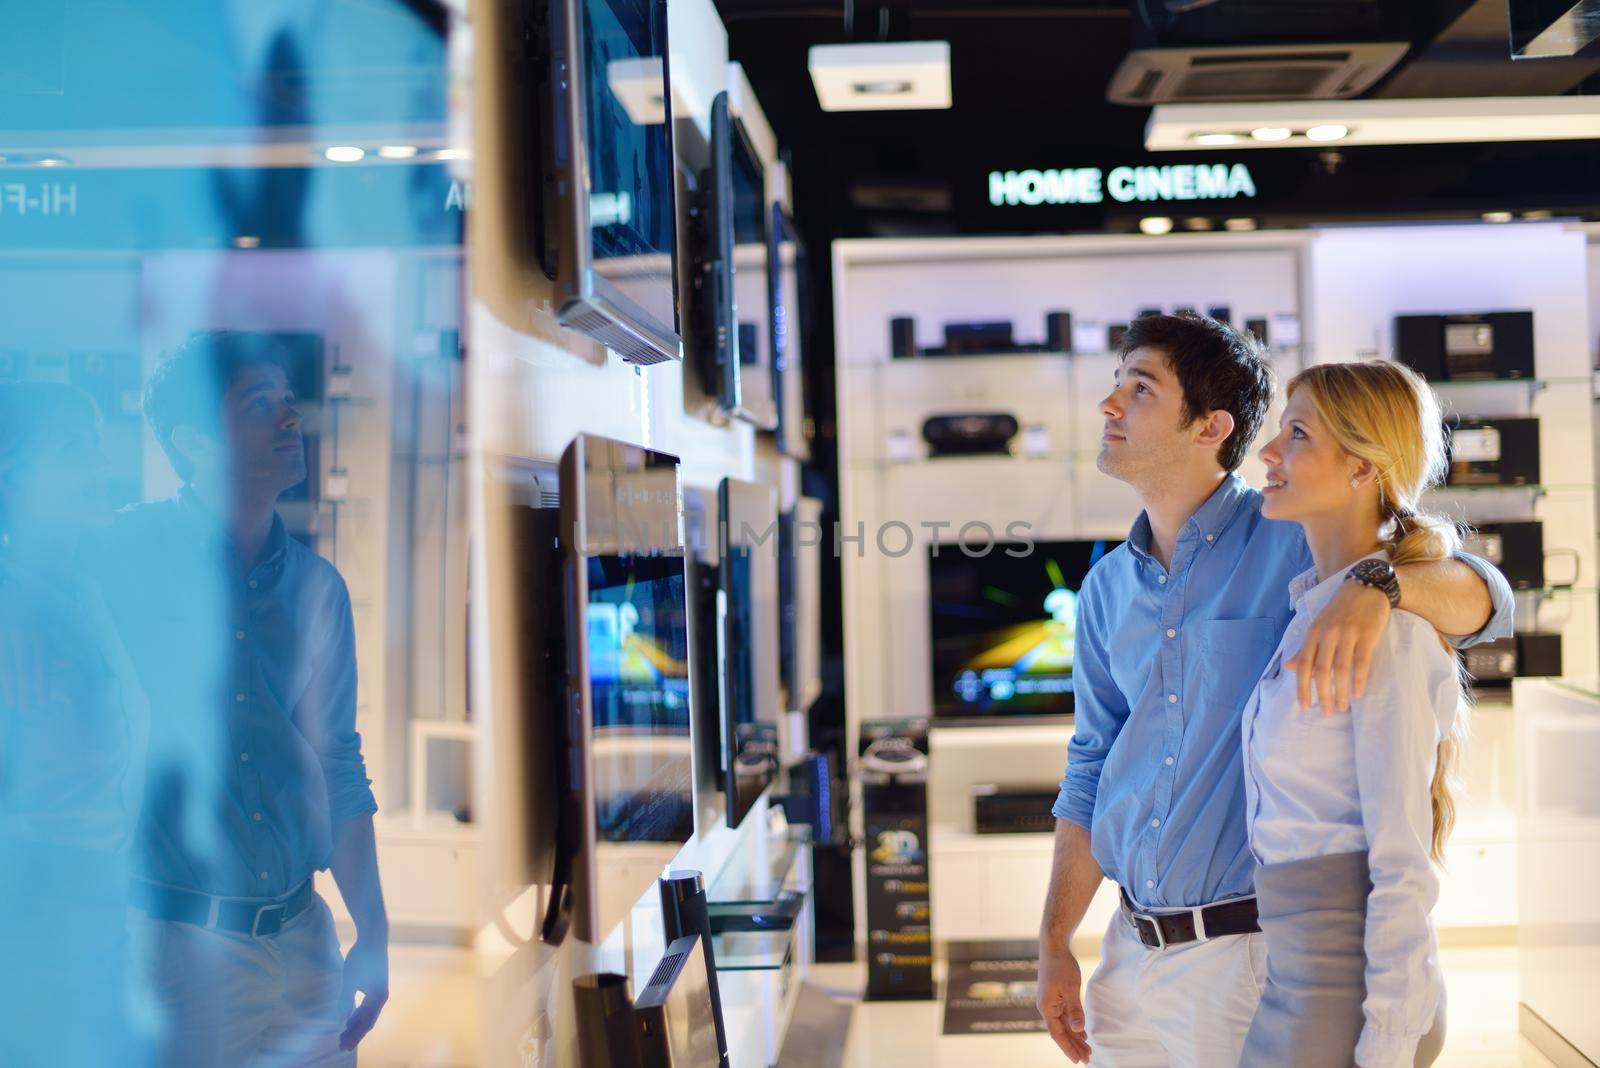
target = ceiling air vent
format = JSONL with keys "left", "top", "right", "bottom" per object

{"left": 1108, "top": 42, "right": 1408, "bottom": 104}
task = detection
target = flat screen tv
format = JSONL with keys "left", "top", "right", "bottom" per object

{"left": 928, "top": 539, "right": 1121, "bottom": 725}
{"left": 682, "top": 486, "right": 724, "bottom": 832}
{"left": 718, "top": 477, "right": 781, "bottom": 827}
{"left": 693, "top": 92, "right": 775, "bottom": 428}
{"left": 633, "top": 933, "right": 725, "bottom": 1067}
{"left": 537, "top": 0, "right": 680, "bottom": 366}
{"left": 769, "top": 203, "right": 811, "bottom": 460}
{"left": 778, "top": 497, "right": 823, "bottom": 720}
{"left": 545, "top": 434, "right": 693, "bottom": 945}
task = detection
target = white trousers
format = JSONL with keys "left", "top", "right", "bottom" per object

{"left": 1084, "top": 906, "right": 1269, "bottom": 1068}
{"left": 131, "top": 892, "right": 356, "bottom": 1068}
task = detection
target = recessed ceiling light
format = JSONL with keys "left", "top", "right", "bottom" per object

{"left": 232, "top": 235, "right": 261, "bottom": 249}
{"left": 1306, "top": 124, "right": 1349, "bottom": 142}
{"left": 436, "top": 147, "right": 466, "bottom": 161}
{"left": 808, "top": 41, "right": 952, "bottom": 112}
{"left": 1184, "top": 217, "right": 1214, "bottom": 231}
{"left": 38, "top": 157, "right": 67, "bottom": 167}
{"left": 1193, "top": 132, "right": 1241, "bottom": 146}
{"left": 1250, "top": 127, "right": 1293, "bottom": 143}
{"left": 324, "top": 146, "right": 365, "bottom": 163}
{"left": 1140, "top": 216, "right": 1175, "bottom": 236}
{"left": 1225, "top": 217, "right": 1258, "bottom": 232}
{"left": 1523, "top": 209, "right": 1554, "bottom": 220}
{"left": 1482, "top": 211, "right": 1514, "bottom": 223}
{"left": 378, "top": 145, "right": 418, "bottom": 159}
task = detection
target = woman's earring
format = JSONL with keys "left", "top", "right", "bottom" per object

{"left": 1350, "top": 478, "right": 1360, "bottom": 489}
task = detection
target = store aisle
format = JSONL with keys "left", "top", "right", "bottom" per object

{"left": 800, "top": 946, "right": 1554, "bottom": 1068}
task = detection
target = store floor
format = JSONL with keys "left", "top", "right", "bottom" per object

{"left": 792, "top": 946, "right": 1555, "bottom": 1068}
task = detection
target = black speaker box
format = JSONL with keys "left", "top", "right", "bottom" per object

{"left": 922, "top": 412, "right": 1019, "bottom": 457}
{"left": 1045, "top": 311, "right": 1073, "bottom": 353}
{"left": 1461, "top": 521, "right": 1544, "bottom": 590}
{"left": 890, "top": 317, "right": 917, "bottom": 359}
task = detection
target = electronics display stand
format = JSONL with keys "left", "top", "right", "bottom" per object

{"left": 859, "top": 720, "right": 935, "bottom": 1001}
{"left": 659, "top": 870, "right": 731, "bottom": 1066}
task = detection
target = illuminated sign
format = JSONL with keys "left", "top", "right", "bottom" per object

{"left": 987, "top": 163, "right": 1256, "bottom": 207}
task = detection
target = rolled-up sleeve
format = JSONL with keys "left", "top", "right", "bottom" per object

{"left": 298, "top": 578, "right": 378, "bottom": 828}
{"left": 1052, "top": 577, "right": 1129, "bottom": 831}
{"left": 1447, "top": 551, "right": 1515, "bottom": 648}
{"left": 1351, "top": 622, "right": 1451, "bottom": 1068}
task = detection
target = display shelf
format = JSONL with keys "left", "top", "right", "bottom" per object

{"left": 708, "top": 824, "right": 810, "bottom": 907}
{"left": 712, "top": 927, "right": 796, "bottom": 973}
{"left": 928, "top": 721, "right": 1075, "bottom": 750}
{"left": 844, "top": 345, "right": 1309, "bottom": 369}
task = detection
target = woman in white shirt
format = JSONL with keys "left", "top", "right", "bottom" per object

{"left": 1238, "top": 360, "right": 1465, "bottom": 1068}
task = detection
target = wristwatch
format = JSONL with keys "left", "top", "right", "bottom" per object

{"left": 1346, "top": 557, "right": 1401, "bottom": 608}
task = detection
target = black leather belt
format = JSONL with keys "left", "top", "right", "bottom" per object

{"left": 133, "top": 878, "right": 316, "bottom": 939}
{"left": 1119, "top": 887, "right": 1260, "bottom": 950}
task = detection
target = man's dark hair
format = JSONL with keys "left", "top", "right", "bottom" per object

{"left": 1119, "top": 313, "right": 1273, "bottom": 472}
{"left": 143, "top": 331, "right": 292, "bottom": 482}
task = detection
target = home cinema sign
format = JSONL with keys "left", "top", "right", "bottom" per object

{"left": 988, "top": 163, "right": 1257, "bottom": 206}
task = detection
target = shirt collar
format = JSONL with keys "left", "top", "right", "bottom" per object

{"left": 1126, "top": 472, "right": 1252, "bottom": 563}
{"left": 176, "top": 484, "right": 289, "bottom": 578}
{"left": 1289, "top": 550, "right": 1390, "bottom": 616}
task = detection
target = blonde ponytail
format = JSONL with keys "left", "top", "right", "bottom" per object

{"left": 1287, "top": 361, "right": 1469, "bottom": 864}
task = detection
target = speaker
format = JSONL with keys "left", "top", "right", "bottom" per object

{"left": 1245, "top": 318, "right": 1268, "bottom": 345}
{"left": 1207, "top": 305, "right": 1232, "bottom": 325}
{"left": 890, "top": 317, "right": 917, "bottom": 359}
{"left": 1446, "top": 418, "right": 1540, "bottom": 486}
{"left": 1518, "top": 632, "right": 1563, "bottom": 677}
{"left": 1108, "top": 323, "right": 1130, "bottom": 350}
{"left": 1045, "top": 311, "right": 1073, "bottom": 353}
{"left": 1135, "top": 306, "right": 1161, "bottom": 320}
{"left": 922, "top": 412, "right": 1019, "bottom": 457}
{"left": 1395, "top": 315, "right": 1445, "bottom": 380}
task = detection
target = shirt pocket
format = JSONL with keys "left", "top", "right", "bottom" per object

{"left": 1183, "top": 618, "right": 1279, "bottom": 718}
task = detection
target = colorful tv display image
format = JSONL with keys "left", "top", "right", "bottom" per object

{"left": 928, "top": 540, "right": 1120, "bottom": 723}
{"left": 586, "top": 553, "right": 695, "bottom": 843}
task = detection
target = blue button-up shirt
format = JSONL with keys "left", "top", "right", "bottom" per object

{"left": 92, "top": 489, "right": 377, "bottom": 898}
{"left": 1052, "top": 473, "right": 1513, "bottom": 910}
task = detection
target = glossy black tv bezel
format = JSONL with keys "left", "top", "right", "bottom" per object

{"left": 539, "top": 0, "right": 682, "bottom": 366}
{"left": 696, "top": 92, "right": 776, "bottom": 428}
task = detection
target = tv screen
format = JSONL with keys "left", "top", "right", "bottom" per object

{"left": 778, "top": 497, "right": 823, "bottom": 720}
{"left": 928, "top": 539, "right": 1121, "bottom": 724}
{"left": 551, "top": 434, "right": 693, "bottom": 945}
{"left": 770, "top": 204, "right": 810, "bottom": 460}
{"left": 697, "top": 93, "right": 775, "bottom": 428}
{"left": 634, "top": 934, "right": 723, "bottom": 1068}
{"left": 682, "top": 486, "right": 724, "bottom": 832}
{"left": 719, "top": 478, "right": 780, "bottom": 827}
{"left": 543, "top": 0, "right": 680, "bottom": 365}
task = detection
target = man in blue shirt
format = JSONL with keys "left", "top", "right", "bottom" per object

{"left": 102, "top": 333, "right": 389, "bottom": 1065}
{"left": 1034, "top": 315, "right": 1512, "bottom": 1066}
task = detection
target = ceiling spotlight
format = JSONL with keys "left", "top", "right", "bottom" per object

{"left": 324, "top": 146, "right": 366, "bottom": 163}
{"left": 1306, "top": 124, "right": 1350, "bottom": 142}
{"left": 852, "top": 80, "right": 914, "bottom": 96}
{"left": 1184, "top": 217, "right": 1214, "bottom": 231}
{"left": 1140, "top": 216, "right": 1175, "bottom": 236}
{"left": 1193, "top": 132, "right": 1241, "bottom": 146}
{"left": 1523, "top": 209, "right": 1554, "bottom": 220}
{"left": 1225, "top": 217, "right": 1258, "bottom": 232}
{"left": 378, "top": 145, "right": 418, "bottom": 159}
{"left": 38, "top": 157, "right": 67, "bottom": 167}
{"left": 1482, "top": 211, "right": 1514, "bottom": 223}
{"left": 232, "top": 235, "right": 261, "bottom": 249}
{"left": 436, "top": 147, "right": 466, "bottom": 161}
{"left": 1251, "top": 127, "right": 1293, "bottom": 143}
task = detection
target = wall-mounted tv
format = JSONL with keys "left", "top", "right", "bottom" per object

{"left": 536, "top": 0, "right": 680, "bottom": 366}
{"left": 778, "top": 497, "right": 823, "bottom": 721}
{"left": 927, "top": 539, "right": 1121, "bottom": 725}
{"left": 682, "top": 485, "right": 725, "bottom": 833}
{"left": 769, "top": 203, "right": 811, "bottom": 461}
{"left": 693, "top": 92, "right": 775, "bottom": 428}
{"left": 718, "top": 477, "right": 781, "bottom": 827}
{"left": 545, "top": 433, "right": 693, "bottom": 945}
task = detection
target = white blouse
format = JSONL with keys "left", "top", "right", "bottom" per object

{"left": 1241, "top": 553, "right": 1462, "bottom": 1068}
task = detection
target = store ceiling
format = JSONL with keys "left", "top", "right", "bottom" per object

{"left": 717, "top": 0, "right": 1600, "bottom": 236}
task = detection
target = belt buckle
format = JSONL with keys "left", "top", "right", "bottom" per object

{"left": 251, "top": 902, "right": 288, "bottom": 938}
{"left": 1132, "top": 911, "right": 1166, "bottom": 950}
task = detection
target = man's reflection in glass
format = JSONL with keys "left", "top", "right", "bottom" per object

{"left": 0, "top": 382, "right": 150, "bottom": 1065}
{"left": 95, "top": 332, "right": 388, "bottom": 1065}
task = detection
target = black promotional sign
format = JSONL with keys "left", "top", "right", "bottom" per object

{"left": 941, "top": 940, "right": 1048, "bottom": 1036}
{"left": 859, "top": 719, "right": 934, "bottom": 1001}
